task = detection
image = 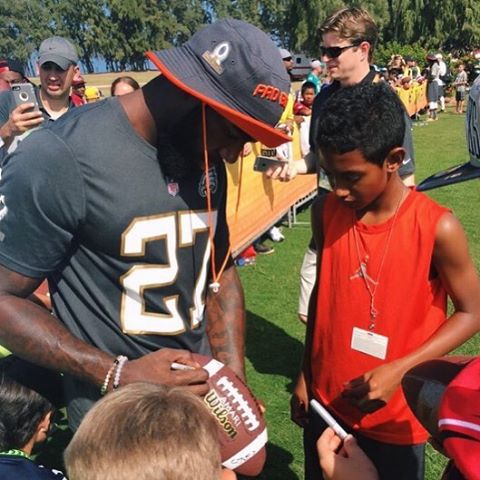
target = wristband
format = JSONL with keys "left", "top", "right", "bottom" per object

{"left": 100, "top": 358, "right": 119, "bottom": 396}
{"left": 113, "top": 355, "right": 128, "bottom": 390}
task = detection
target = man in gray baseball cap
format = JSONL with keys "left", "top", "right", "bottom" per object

{"left": 37, "top": 36, "right": 79, "bottom": 118}
{"left": 38, "top": 36, "right": 79, "bottom": 71}
{"left": 0, "top": 36, "right": 79, "bottom": 157}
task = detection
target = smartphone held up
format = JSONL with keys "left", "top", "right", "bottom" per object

{"left": 11, "top": 83, "right": 40, "bottom": 112}
{"left": 253, "top": 155, "right": 286, "bottom": 173}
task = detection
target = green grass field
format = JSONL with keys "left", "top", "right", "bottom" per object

{"left": 236, "top": 106, "right": 479, "bottom": 479}
{"left": 32, "top": 104, "right": 479, "bottom": 478}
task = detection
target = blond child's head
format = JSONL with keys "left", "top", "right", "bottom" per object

{"left": 64, "top": 383, "right": 222, "bottom": 480}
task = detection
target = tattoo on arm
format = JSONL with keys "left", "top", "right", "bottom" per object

{"left": 206, "top": 264, "right": 246, "bottom": 379}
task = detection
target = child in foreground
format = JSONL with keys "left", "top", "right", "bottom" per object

{"left": 291, "top": 82, "right": 480, "bottom": 479}
{"left": 64, "top": 382, "right": 236, "bottom": 480}
{"left": 0, "top": 375, "right": 66, "bottom": 480}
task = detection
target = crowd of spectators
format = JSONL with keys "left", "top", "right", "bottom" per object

{"left": 0, "top": 13, "right": 478, "bottom": 480}
{"left": 377, "top": 52, "right": 471, "bottom": 121}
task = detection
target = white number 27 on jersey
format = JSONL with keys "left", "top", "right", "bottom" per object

{"left": 119, "top": 210, "right": 216, "bottom": 335}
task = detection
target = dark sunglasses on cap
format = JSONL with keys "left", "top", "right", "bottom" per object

{"left": 320, "top": 43, "right": 359, "bottom": 59}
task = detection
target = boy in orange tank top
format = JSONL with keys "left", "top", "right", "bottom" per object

{"left": 290, "top": 82, "right": 480, "bottom": 479}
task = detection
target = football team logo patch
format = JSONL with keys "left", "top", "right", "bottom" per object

{"left": 202, "top": 42, "right": 230, "bottom": 75}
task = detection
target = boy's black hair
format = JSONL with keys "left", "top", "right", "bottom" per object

{"left": 0, "top": 375, "right": 52, "bottom": 450}
{"left": 316, "top": 82, "right": 406, "bottom": 166}
{"left": 301, "top": 81, "right": 316, "bottom": 95}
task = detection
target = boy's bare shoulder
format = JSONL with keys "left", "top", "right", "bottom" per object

{"left": 434, "top": 210, "right": 468, "bottom": 242}
{"left": 433, "top": 211, "right": 469, "bottom": 257}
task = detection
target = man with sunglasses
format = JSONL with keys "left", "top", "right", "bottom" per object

{"left": 273, "top": 6, "right": 416, "bottom": 330}
{"left": 269, "top": 8, "right": 415, "bottom": 184}
{"left": 310, "top": 8, "right": 413, "bottom": 175}
{"left": 0, "top": 36, "right": 78, "bottom": 156}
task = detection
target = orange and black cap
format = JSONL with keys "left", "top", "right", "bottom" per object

{"left": 146, "top": 19, "right": 291, "bottom": 147}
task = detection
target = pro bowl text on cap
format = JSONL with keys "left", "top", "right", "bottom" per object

{"left": 146, "top": 19, "right": 291, "bottom": 147}
{"left": 39, "top": 36, "right": 79, "bottom": 71}
{"left": 279, "top": 48, "right": 292, "bottom": 60}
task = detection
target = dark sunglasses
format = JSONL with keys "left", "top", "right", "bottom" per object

{"left": 320, "top": 44, "right": 358, "bottom": 59}
{"left": 283, "top": 56, "right": 292, "bottom": 61}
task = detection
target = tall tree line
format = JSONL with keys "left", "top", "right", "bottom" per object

{"left": 0, "top": 0, "right": 479, "bottom": 73}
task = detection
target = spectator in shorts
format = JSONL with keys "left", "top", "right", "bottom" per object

{"left": 266, "top": 7, "right": 417, "bottom": 326}
{"left": 110, "top": 76, "right": 140, "bottom": 96}
{"left": 436, "top": 53, "right": 448, "bottom": 112}
{"left": 64, "top": 383, "right": 235, "bottom": 480}
{"left": 426, "top": 52, "right": 441, "bottom": 121}
{"left": 454, "top": 64, "right": 468, "bottom": 114}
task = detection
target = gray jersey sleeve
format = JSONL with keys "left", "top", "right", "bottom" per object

{"left": 0, "top": 129, "right": 85, "bottom": 278}
{"left": 467, "top": 74, "right": 480, "bottom": 166}
{"left": 0, "top": 91, "right": 13, "bottom": 126}
{"left": 0, "top": 91, "right": 14, "bottom": 162}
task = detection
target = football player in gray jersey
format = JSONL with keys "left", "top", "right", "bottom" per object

{"left": 0, "top": 19, "right": 291, "bottom": 429}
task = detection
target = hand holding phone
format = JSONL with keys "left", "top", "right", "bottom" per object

{"left": 5, "top": 83, "right": 43, "bottom": 139}
{"left": 11, "top": 83, "right": 40, "bottom": 112}
{"left": 253, "top": 155, "right": 286, "bottom": 173}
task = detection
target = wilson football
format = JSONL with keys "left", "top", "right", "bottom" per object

{"left": 192, "top": 353, "right": 267, "bottom": 476}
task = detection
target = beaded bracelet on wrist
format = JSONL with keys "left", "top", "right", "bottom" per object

{"left": 100, "top": 359, "right": 118, "bottom": 396}
{"left": 113, "top": 355, "right": 128, "bottom": 390}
